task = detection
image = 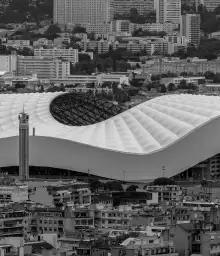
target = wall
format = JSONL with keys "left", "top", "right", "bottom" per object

{"left": 171, "top": 225, "right": 191, "bottom": 256}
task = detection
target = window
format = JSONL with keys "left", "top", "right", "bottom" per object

{"left": 195, "top": 235, "right": 200, "bottom": 241}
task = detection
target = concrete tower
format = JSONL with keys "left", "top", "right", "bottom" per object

{"left": 19, "top": 111, "right": 29, "bottom": 180}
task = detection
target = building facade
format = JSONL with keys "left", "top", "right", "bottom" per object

{"left": 0, "top": 54, "right": 17, "bottom": 74}
{"left": 34, "top": 48, "right": 78, "bottom": 64}
{"left": 156, "top": 0, "right": 181, "bottom": 24}
{"left": 0, "top": 185, "right": 28, "bottom": 204}
{"left": 53, "top": 0, "right": 114, "bottom": 26}
{"left": 17, "top": 56, "right": 70, "bottom": 79}
{"left": 180, "top": 14, "right": 201, "bottom": 47}
{"left": 113, "top": 0, "right": 154, "bottom": 15}
{"left": 199, "top": 0, "right": 220, "bottom": 11}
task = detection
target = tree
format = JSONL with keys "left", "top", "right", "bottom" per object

{"left": 159, "top": 84, "right": 167, "bottom": 93}
{"left": 180, "top": 72, "right": 188, "bottom": 77}
{"left": 72, "top": 26, "right": 86, "bottom": 34}
{"left": 126, "top": 185, "right": 139, "bottom": 192}
{"left": 153, "top": 177, "right": 176, "bottom": 186}
{"left": 188, "top": 83, "right": 197, "bottom": 90}
{"left": 15, "top": 82, "right": 26, "bottom": 89}
{"left": 104, "top": 181, "right": 124, "bottom": 191}
{"left": 167, "top": 83, "right": 176, "bottom": 91}
{"left": 204, "top": 71, "right": 215, "bottom": 79}
{"left": 90, "top": 179, "right": 103, "bottom": 192}
{"left": 46, "top": 24, "right": 61, "bottom": 36}
{"left": 178, "top": 79, "right": 187, "bottom": 89}
{"left": 198, "top": 4, "right": 207, "bottom": 13}
{"left": 213, "top": 73, "right": 220, "bottom": 83}
{"left": 87, "top": 32, "right": 95, "bottom": 40}
{"left": 136, "top": 63, "right": 141, "bottom": 68}
{"left": 201, "top": 179, "right": 208, "bottom": 187}
{"left": 79, "top": 53, "right": 91, "bottom": 62}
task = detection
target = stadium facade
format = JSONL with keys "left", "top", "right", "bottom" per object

{"left": 0, "top": 92, "right": 220, "bottom": 181}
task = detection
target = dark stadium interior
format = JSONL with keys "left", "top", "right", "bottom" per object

{"left": 50, "top": 92, "right": 122, "bottom": 126}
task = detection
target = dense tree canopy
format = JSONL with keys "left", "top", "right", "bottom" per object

{"left": 153, "top": 177, "right": 176, "bottom": 186}
{"left": 126, "top": 185, "right": 139, "bottom": 192}
{"left": 72, "top": 26, "right": 86, "bottom": 34}
{"left": 167, "top": 83, "right": 176, "bottom": 91}
{"left": 0, "top": 0, "right": 53, "bottom": 25}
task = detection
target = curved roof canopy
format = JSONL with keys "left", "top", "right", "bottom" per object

{"left": 0, "top": 92, "right": 220, "bottom": 180}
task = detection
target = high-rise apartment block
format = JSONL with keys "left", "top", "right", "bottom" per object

{"left": 180, "top": 14, "right": 201, "bottom": 47}
{"left": 19, "top": 111, "right": 29, "bottom": 180}
{"left": 196, "top": 0, "right": 220, "bottom": 11}
{"left": 113, "top": 0, "right": 154, "bottom": 15}
{"left": 156, "top": 0, "right": 181, "bottom": 24}
{"left": 53, "top": 0, "right": 114, "bottom": 25}
{"left": 17, "top": 56, "right": 70, "bottom": 79}
{"left": 34, "top": 47, "right": 78, "bottom": 64}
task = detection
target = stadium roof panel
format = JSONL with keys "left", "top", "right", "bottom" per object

{"left": 0, "top": 92, "right": 220, "bottom": 180}
{"left": 0, "top": 92, "right": 219, "bottom": 155}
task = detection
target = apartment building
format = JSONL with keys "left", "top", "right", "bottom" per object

{"left": 0, "top": 207, "right": 31, "bottom": 238}
{"left": 199, "top": 0, "right": 220, "bottom": 11}
{"left": 164, "top": 33, "right": 188, "bottom": 45}
{"left": 149, "top": 59, "right": 220, "bottom": 74}
{"left": 112, "top": 20, "right": 179, "bottom": 34}
{"left": 131, "top": 22, "right": 179, "bottom": 33}
{"left": 0, "top": 54, "right": 17, "bottom": 74}
{"left": 47, "top": 181, "right": 91, "bottom": 205}
{"left": 80, "top": 23, "right": 112, "bottom": 34}
{"left": 30, "top": 206, "right": 67, "bottom": 238}
{"left": 81, "top": 39, "right": 111, "bottom": 54}
{"left": 51, "top": 73, "right": 129, "bottom": 86}
{"left": 17, "top": 56, "right": 70, "bottom": 79}
{"left": 146, "top": 185, "right": 182, "bottom": 202}
{"left": 34, "top": 48, "right": 78, "bottom": 64}
{"left": 162, "top": 76, "right": 206, "bottom": 87}
{"left": 53, "top": 0, "right": 114, "bottom": 26}
{"left": 81, "top": 38, "right": 168, "bottom": 55}
{"left": 113, "top": 0, "right": 154, "bottom": 15}
{"left": 113, "top": 238, "right": 178, "bottom": 256}
{"left": 0, "top": 185, "right": 28, "bottom": 204}
{"left": 95, "top": 205, "right": 137, "bottom": 229}
{"left": 171, "top": 224, "right": 220, "bottom": 256}
{"left": 6, "top": 40, "right": 30, "bottom": 46}
{"left": 156, "top": 0, "right": 181, "bottom": 24}
{"left": 180, "top": 14, "right": 201, "bottom": 47}
{"left": 69, "top": 207, "right": 95, "bottom": 230}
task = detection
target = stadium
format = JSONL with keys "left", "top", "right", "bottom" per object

{"left": 0, "top": 92, "right": 219, "bottom": 181}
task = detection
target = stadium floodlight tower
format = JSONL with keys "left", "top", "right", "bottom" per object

{"left": 18, "top": 110, "right": 29, "bottom": 180}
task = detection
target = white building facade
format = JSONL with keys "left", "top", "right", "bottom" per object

{"left": 53, "top": 0, "right": 114, "bottom": 26}
{"left": 156, "top": 0, "right": 181, "bottom": 24}
{"left": 34, "top": 48, "right": 78, "bottom": 64}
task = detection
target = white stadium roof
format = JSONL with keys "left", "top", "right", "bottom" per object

{"left": 0, "top": 92, "right": 220, "bottom": 180}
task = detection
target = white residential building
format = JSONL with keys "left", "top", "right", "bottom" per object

{"left": 53, "top": 0, "right": 114, "bottom": 26}
{"left": 34, "top": 47, "right": 78, "bottom": 64}
{"left": 131, "top": 22, "right": 179, "bottom": 33}
{"left": 180, "top": 14, "right": 201, "bottom": 47}
{"left": 0, "top": 185, "right": 29, "bottom": 204}
{"left": 156, "top": 0, "right": 181, "bottom": 24}
{"left": 7, "top": 40, "right": 30, "bottom": 46}
{"left": 17, "top": 56, "right": 70, "bottom": 79}
{"left": 0, "top": 54, "right": 17, "bottom": 74}
{"left": 198, "top": 0, "right": 220, "bottom": 11}
{"left": 113, "top": 0, "right": 154, "bottom": 15}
